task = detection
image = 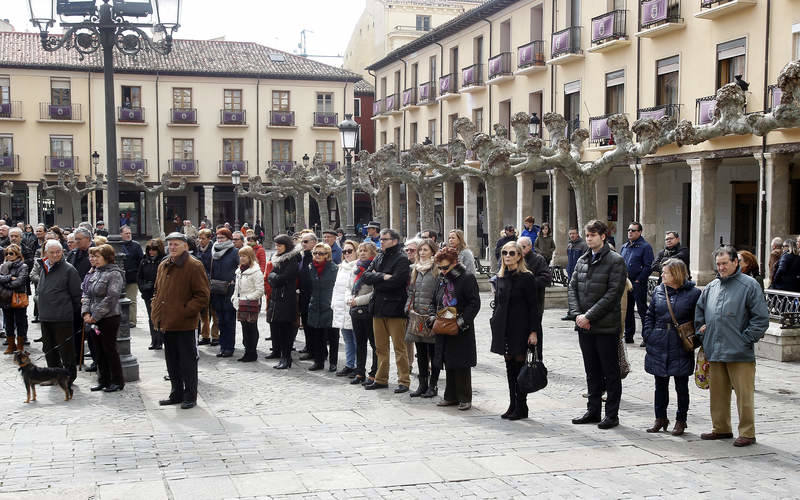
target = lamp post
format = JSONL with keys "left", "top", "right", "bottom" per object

{"left": 529, "top": 112, "right": 541, "bottom": 137}
{"left": 91, "top": 150, "right": 100, "bottom": 222}
{"left": 337, "top": 114, "right": 359, "bottom": 240}
{"left": 302, "top": 153, "right": 310, "bottom": 168}
{"left": 231, "top": 169, "right": 241, "bottom": 231}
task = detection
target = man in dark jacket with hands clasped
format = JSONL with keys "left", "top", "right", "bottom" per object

{"left": 620, "top": 221, "right": 654, "bottom": 344}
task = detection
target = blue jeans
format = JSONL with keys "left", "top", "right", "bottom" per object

{"left": 213, "top": 297, "right": 236, "bottom": 353}
{"left": 341, "top": 328, "right": 356, "bottom": 368}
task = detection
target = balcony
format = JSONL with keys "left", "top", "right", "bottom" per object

{"left": 219, "top": 160, "right": 248, "bottom": 177}
{"left": 566, "top": 118, "right": 582, "bottom": 138}
{"left": 0, "top": 155, "right": 20, "bottom": 173}
{"left": 117, "top": 106, "right": 145, "bottom": 124}
{"left": 313, "top": 112, "right": 338, "bottom": 128}
{"left": 169, "top": 159, "right": 199, "bottom": 176}
{"left": 515, "top": 41, "right": 546, "bottom": 76}
{"left": 384, "top": 93, "right": 401, "bottom": 115}
{"left": 696, "top": 96, "right": 717, "bottom": 125}
{"left": 169, "top": 108, "right": 197, "bottom": 126}
{"left": 636, "top": 0, "right": 684, "bottom": 38}
{"left": 487, "top": 53, "right": 513, "bottom": 85}
{"left": 45, "top": 155, "right": 76, "bottom": 174}
{"left": 269, "top": 110, "right": 296, "bottom": 127}
{"left": 695, "top": 0, "right": 756, "bottom": 19}
{"left": 401, "top": 88, "right": 417, "bottom": 109}
{"left": 418, "top": 82, "right": 436, "bottom": 105}
{"left": 219, "top": 109, "right": 246, "bottom": 126}
{"left": 638, "top": 104, "right": 681, "bottom": 120}
{"left": 0, "top": 101, "right": 23, "bottom": 121}
{"left": 768, "top": 85, "right": 783, "bottom": 112}
{"left": 371, "top": 99, "right": 386, "bottom": 120}
{"left": 436, "top": 72, "right": 459, "bottom": 101}
{"left": 269, "top": 160, "right": 296, "bottom": 173}
{"left": 39, "top": 103, "right": 82, "bottom": 122}
{"left": 323, "top": 161, "right": 340, "bottom": 172}
{"left": 588, "top": 10, "right": 630, "bottom": 53}
{"left": 589, "top": 114, "right": 621, "bottom": 148}
{"left": 547, "top": 27, "right": 583, "bottom": 65}
{"left": 461, "top": 64, "right": 484, "bottom": 93}
{"left": 118, "top": 158, "right": 148, "bottom": 175}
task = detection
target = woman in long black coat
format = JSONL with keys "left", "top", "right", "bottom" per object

{"left": 430, "top": 247, "right": 481, "bottom": 411}
{"left": 771, "top": 239, "right": 800, "bottom": 292}
{"left": 138, "top": 239, "right": 165, "bottom": 350}
{"left": 266, "top": 234, "right": 301, "bottom": 369}
{"left": 490, "top": 240, "right": 541, "bottom": 420}
{"left": 642, "top": 258, "right": 701, "bottom": 436}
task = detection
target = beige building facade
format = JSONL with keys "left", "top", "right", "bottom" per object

{"left": 367, "top": 0, "right": 800, "bottom": 283}
{"left": 0, "top": 33, "right": 360, "bottom": 236}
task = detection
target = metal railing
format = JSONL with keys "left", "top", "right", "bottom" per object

{"left": 551, "top": 26, "right": 582, "bottom": 59}
{"left": 268, "top": 160, "right": 296, "bottom": 173}
{"left": 269, "top": 110, "right": 295, "bottom": 126}
{"left": 462, "top": 63, "right": 483, "bottom": 87}
{"left": 383, "top": 93, "right": 399, "bottom": 113}
{"left": 44, "top": 155, "right": 77, "bottom": 174}
{"left": 313, "top": 111, "right": 337, "bottom": 127}
{"left": 550, "top": 266, "right": 569, "bottom": 287}
{"left": 700, "top": 0, "right": 733, "bottom": 8}
{"left": 768, "top": 85, "right": 783, "bottom": 112}
{"left": 488, "top": 52, "right": 512, "bottom": 80}
{"left": 118, "top": 158, "right": 147, "bottom": 174}
{"left": 220, "top": 109, "right": 246, "bottom": 125}
{"left": 168, "top": 159, "right": 198, "bottom": 175}
{"left": 639, "top": 0, "right": 682, "bottom": 30}
{"left": 170, "top": 108, "right": 197, "bottom": 124}
{"left": 517, "top": 40, "right": 546, "bottom": 69}
{"left": 765, "top": 289, "right": 800, "bottom": 328}
{"left": 638, "top": 103, "right": 681, "bottom": 120}
{"left": 418, "top": 82, "right": 436, "bottom": 104}
{"left": 566, "top": 118, "right": 582, "bottom": 137}
{"left": 0, "top": 101, "right": 23, "bottom": 119}
{"left": 402, "top": 87, "right": 417, "bottom": 107}
{"left": 40, "top": 102, "right": 81, "bottom": 120}
{"left": 439, "top": 72, "right": 458, "bottom": 95}
{"left": 589, "top": 113, "right": 618, "bottom": 146}
{"left": 695, "top": 95, "right": 717, "bottom": 125}
{"left": 372, "top": 99, "right": 384, "bottom": 115}
{"left": 118, "top": 106, "right": 145, "bottom": 122}
{"left": 591, "top": 10, "right": 628, "bottom": 45}
{"left": 0, "top": 154, "right": 19, "bottom": 173}
{"left": 219, "top": 160, "right": 248, "bottom": 176}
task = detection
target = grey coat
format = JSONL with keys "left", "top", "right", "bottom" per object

{"left": 36, "top": 258, "right": 82, "bottom": 323}
{"left": 404, "top": 264, "right": 438, "bottom": 344}
{"left": 81, "top": 264, "right": 125, "bottom": 321}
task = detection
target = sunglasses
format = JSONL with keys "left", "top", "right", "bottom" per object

{"left": 312, "top": 251, "right": 329, "bottom": 256}
{"left": 628, "top": 229, "right": 640, "bottom": 232}
{"left": 343, "top": 249, "right": 354, "bottom": 254}
{"left": 302, "top": 240, "right": 313, "bottom": 244}
{"left": 404, "top": 248, "right": 417, "bottom": 252}
{"left": 501, "top": 250, "right": 517, "bottom": 256}
{"left": 437, "top": 265, "right": 451, "bottom": 271}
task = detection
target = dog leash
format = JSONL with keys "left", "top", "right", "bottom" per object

{"left": 34, "top": 333, "right": 77, "bottom": 362}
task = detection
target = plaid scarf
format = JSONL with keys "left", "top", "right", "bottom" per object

{"left": 352, "top": 258, "right": 373, "bottom": 293}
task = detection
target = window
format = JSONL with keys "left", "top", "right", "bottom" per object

{"left": 656, "top": 56, "right": 679, "bottom": 106}
{"left": 316, "top": 93, "right": 333, "bottom": 113}
{"left": 500, "top": 20, "right": 511, "bottom": 53}
{"left": 224, "top": 139, "right": 243, "bottom": 161}
{"left": 605, "top": 70, "right": 624, "bottom": 114}
{"left": 472, "top": 108, "right": 483, "bottom": 133}
{"left": 224, "top": 89, "right": 242, "bottom": 111}
{"left": 0, "top": 135, "right": 12, "bottom": 157}
{"left": 121, "top": 86, "right": 141, "bottom": 108}
{"left": 50, "top": 136, "right": 73, "bottom": 157}
{"left": 416, "top": 15, "right": 431, "bottom": 31}
{"left": 316, "top": 140, "right": 335, "bottom": 162}
{"left": 172, "top": 88, "right": 192, "bottom": 109}
{"left": 354, "top": 98, "right": 361, "bottom": 117}
{"left": 51, "top": 79, "right": 71, "bottom": 105}
{"left": 530, "top": 5, "right": 543, "bottom": 41}
{"left": 380, "top": 77, "right": 387, "bottom": 99}
{"left": 272, "top": 91, "right": 290, "bottom": 111}
{"left": 272, "top": 140, "right": 291, "bottom": 161}
{"left": 610, "top": 0, "right": 626, "bottom": 9}
{"left": 393, "top": 127, "right": 401, "bottom": 148}
{"left": 173, "top": 139, "right": 194, "bottom": 160}
{"left": 121, "top": 138, "right": 143, "bottom": 160}
{"left": 411, "top": 63, "right": 418, "bottom": 88}
{"left": 499, "top": 100, "right": 511, "bottom": 133}
{"left": 564, "top": 80, "right": 581, "bottom": 133}
{"left": 0, "top": 77, "right": 9, "bottom": 105}
{"left": 450, "top": 46, "right": 459, "bottom": 75}
{"left": 448, "top": 113, "right": 458, "bottom": 141}
{"left": 410, "top": 122, "right": 418, "bottom": 144}
{"left": 568, "top": 0, "right": 580, "bottom": 27}
{"left": 716, "top": 38, "right": 746, "bottom": 90}
{"left": 380, "top": 131, "right": 387, "bottom": 146}
{"left": 429, "top": 55, "right": 437, "bottom": 83}
{"left": 474, "top": 36, "right": 483, "bottom": 64}
{"left": 428, "top": 119, "right": 436, "bottom": 145}
{"left": 793, "top": 23, "right": 800, "bottom": 59}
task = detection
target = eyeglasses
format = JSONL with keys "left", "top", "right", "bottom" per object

{"left": 404, "top": 248, "right": 417, "bottom": 252}
{"left": 379, "top": 237, "right": 392, "bottom": 242}
{"left": 343, "top": 249, "right": 354, "bottom": 254}
{"left": 301, "top": 240, "right": 313, "bottom": 244}
{"left": 501, "top": 250, "right": 517, "bottom": 256}
{"left": 312, "top": 251, "right": 329, "bottom": 256}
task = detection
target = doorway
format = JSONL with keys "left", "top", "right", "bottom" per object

{"left": 732, "top": 182, "right": 757, "bottom": 254}
{"left": 164, "top": 196, "right": 186, "bottom": 234}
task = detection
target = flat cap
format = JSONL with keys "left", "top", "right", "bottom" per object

{"left": 165, "top": 232, "right": 187, "bottom": 242}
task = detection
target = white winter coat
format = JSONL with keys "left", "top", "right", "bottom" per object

{"left": 331, "top": 259, "right": 356, "bottom": 330}
{"left": 231, "top": 264, "right": 265, "bottom": 310}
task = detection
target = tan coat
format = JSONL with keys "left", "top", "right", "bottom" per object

{"left": 619, "top": 278, "right": 633, "bottom": 339}
{"left": 151, "top": 251, "right": 210, "bottom": 332}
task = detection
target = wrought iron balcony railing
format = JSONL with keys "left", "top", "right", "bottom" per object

{"left": 269, "top": 160, "right": 296, "bottom": 173}
{"left": 220, "top": 109, "right": 246, "bottom": 125}
{"left": 169, "top": 159, "right": 198, "bottom": 175}
{"left": 551, "top": 26, "right": 582, "bottom": 59}
{"left": 640, "top": 0, "right": 682, "bottom": 30}
{"left": 118, "top": 158, "right": 147, "bottom": 174}
{"left": 439, "top": 72, "right": 458, "bottom": 95}
{"left": 591, "top": 10, "right": 628, "bottom": 45}
{"left": 170, "top": 108, "right": 197, "bottom": 124}
{"left": 488, "top": 52, "right": 512, "bottom": 80}
{"left": 589, "top": 113, "right": 620, "bottom": 146}
{"left": 418, "top": 82, "right": 436, "bottom": 104}
{"left": 269, "top": 110, "right": 295, "bottom": 126}
{"left": 638, "top": 104, "right": 681, "bottom": 120}
{"left": 0, "top": 101, "right": 23, "bottom": 119}
{"left": 768, "top": 85, "right": 783, "bottom": 112}
{"left": 0, "top": 154, "right": 19, "bottom": 173}
{"left": 462, "top": 63, "right": 483, "bottom": 88}
{"left": 517, "top": 40, "right": 546, "bottom": 69}
{"left": 695, "top": 95, "right": 717, "bottom": 125}
{"left": 372, "top": 99, "right": 384, "bottom": 115}
{"left": 118, "top": 106, "right": 145, "bottom": 122}
{"left": 313, "top": 112, "right": 338, "bottom": 127}
{"left": 45, "top": 155, "right": 77, "bottom": 174}
{"left": 383, "top": 93, "right": 399, "bottom": 113}
{"left": 40, "top": 102, "right": 81, "bottom": 120}
{"left": 219, "top": 160, "right": 248, "bottom": 176}
{"left": 402, "top": 87, "right": 417, "bottom": 107}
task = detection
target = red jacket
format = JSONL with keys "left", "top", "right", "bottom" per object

{"left": 253, "top": 245, "right": 267, "bottom": 273}
{"left": 263, "top": 260, "right": 274, "bottom": 303}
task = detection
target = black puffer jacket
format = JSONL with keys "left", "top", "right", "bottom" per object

{"left": 432, "top": 264, "right": 481, "bottom": 369}
{"left": 266, "top": 247, "right": 301, "bottom": 323}
{"left": 490, "top": 270, "right": 540, "bottom": 357}
{"left": 567, "top": 242, "right": 628, "bottom": 335}
{"left": 362, "top": 244, "right": 410, "bottom": 318}
{"left": 137, "top": 253, "right": 164, "bottom": 301}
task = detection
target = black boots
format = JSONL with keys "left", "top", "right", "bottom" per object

{"left": 503, "top": 359, "right": 528, "bottom": 420}
{"left": 239, "top": 327, "right": 259, "bottom": 362}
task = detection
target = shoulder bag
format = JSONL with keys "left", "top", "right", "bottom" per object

{"left": 664, "top": 286, "right": 698, "bottom": 352}
{"left": 432, "top": 306, "right": 459, "bottom": 335}
{"left": 11, "top": 291, "right": 28, "bottom": 309}
{"left": 210, "top": 279, "right": 232, "bottom": 295}
{"left": 517, "top": 347, "right": 548, "bottom": 394}
{"left": 695, "top": 347, "right": 710, "bottom": 390}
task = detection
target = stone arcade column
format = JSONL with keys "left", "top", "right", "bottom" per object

{"left": 516, "top": 172, "right": 535, "bottom": 227}
{"left": 550, "top": 169, "right": 570, "bottom": 267}
{"left": 462, "top": 175, "right": 481, "bottom": 257}
{"left": 687, "top": 158, "right": 720, "bottom": 285}
{"left": 757, "top": 153, "right": 791, "bottom": 270}
{"left": 406, "top": 184, "right": 418, "bottom": 237}
{"left": 635, "top": 163, "right": 659, "bottom": 247}
{"left": 442, "top": 180, "right": 456, "bottom": 233}
{"left": 27, "top": 183, "right": 39, "bottom": 225}
{"left": 389, "top": 182, "right": 402, "bottom": 234}
{"left": 203, "top": 185, "right": 214, "bottom": 227}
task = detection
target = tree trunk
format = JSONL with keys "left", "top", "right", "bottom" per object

{"left": 262, "top": 200, "right": 273, "bottom": 248}
{"left": 485, "top": 177, "right": 504, "bottom": 271}
{"left": 418, "top": 186, "right": 436, "bottom": 234}
{"left": 294, "top": 192, "right": 306, "bottom": 231}
{"left": 570, "top": 174, "right": 598, "bottom": 235}
{"left": 145, "top": 192, "right": 160, "bottom": 239}
{"left": 374, "top": 187, "right": 389, "bottom": 228}
{"left": 71, "top": 194, "right": 82, "bottom": 228}
{"left": 314, "top": 195, "right": 331, "bottom": 232}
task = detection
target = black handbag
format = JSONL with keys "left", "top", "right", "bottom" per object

{"left": 139, "top": 280, "right": 154, "bottom": 293}
{"left": 517, "top": 347, "right": 548, "bottom": 394}
{"left": 209, "top": 279, "right": 232, "bottom": 295}
{"left": 349, "top": 304, "right": 369, "bottom": 319}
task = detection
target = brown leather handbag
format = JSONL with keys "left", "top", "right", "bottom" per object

{"left": 432, "top": 306, "right": 459, "bottom": 336}
{"left": 664, "top": 287, "right": 697, "bottom": 352}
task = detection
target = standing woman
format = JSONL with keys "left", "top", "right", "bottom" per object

{"left": 738, "top": 251, "right": 763, "bottom": 290}
{"left": 232, "top": 246, "right": 264, "bottom": 362}
{"left": 1, "top": 244, "right": 29, "bottom": 354}
{"left": 305, "top": 243, "right": 339, "bottom": 371}
{"left": 431, "top": 247, "right": 481, "bottom": 410}
{"left": 210, "top": 228, "right": 239, "bottom": 358}
{"left": 266, "top": 234, "right": 301, "bottom": 369}
{"left": 448, "top": 229, "right": 476, "bottom": 275}
{"left": 771, "top": 239, "right": 800, "bottom": 292}
{"left": 138, "top": 239, "right": 165, "bottom": 350}
{"left": 81, "top": 244, "right": 125, "bottom": 392}
{"left": 349, "top": 241, "right": 377, "bottom": 385}
{"left": 534, "top": 222, "right": 555, "bottom": 265}
{"left": 405, "top": 239, "right": 440, "bottom": 397}
{"left": 332, "top": 240, "right": 359, "bottom": 377}
{"left": 642, "top": 258, "right": 700, "bottom": 436}
{"left": 490, "top": 240, "right": 541, "bottom": 420}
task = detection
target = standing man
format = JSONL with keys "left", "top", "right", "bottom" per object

{"left": 361, "top": 228, "right": 411, "bottom": 393}
{"left": 365, "top": 221, "right": 381, "bottom": 249}
{"left": 94, "top": 221, "right": 108, "bottom": 237}
{"left": 420, "top": 230, "right": 438, "bottom": 245}
{"left": 620, "top": 222, "right": 653, "bottom": 344}
{"left": 68, "top": 228, "right": 94, "bottom": 367}
{"left": 695, "top": 246, "right": 769, "bottom": 447}
{"left": 195, "top": 229, "right": 218, "bottom": 346}
{"left": 521, "top": 216, "right": 540, "bottom": 246}
{"left": 151, "top": 232, "right": 210, "bottom": 410}
{"left": 323, "top": 230, "right": 342, "bottom": 264}
{"left": 0, "top": 225, "right": 10, "bottom": 248}
{"left": 494, "top": 225, "right": 517, "bottom": 262}
{"left": 652, "top": 231, "right": 689, "bottom": 283}
{"left": 566, "top": 228, "right": 588, "bottom": 281}
{"left": 183, "top": 219, "right": 198, "bottom": 240}
{"left": 568, "top": 220, "right": 627, "bottom": 430}
{"left": 231, "top": 231, "right": 245, "bottom": 250}
{"left": 120, "top": 225, "right": 144, "bottom": 328}
{"left": 297, "top": 233, "right": 318, "bottom": 359}
{"left": 36, "top": 240, "right": 82, "bottom": 391}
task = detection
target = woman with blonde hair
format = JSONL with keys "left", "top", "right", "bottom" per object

{"left": 232, "top": 245, "right": 264, "bottom": 362}
{"left": 331, "top": 240, "right": 360, "bottom": 377}
{"left": 349, "top": 241, "right": 378, "bottom": 384}
{"left": 447, "top": 229, "right": 476, "bottom": 275}
{"left": 304, "top": 242, "right": 339, "bottom": 371}
{"left": 489, "top": 240, "right": 541, "bottom": 420}
{"left": 1, "top": 244, "right": 29, "bottom": 354}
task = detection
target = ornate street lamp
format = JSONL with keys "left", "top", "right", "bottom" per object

{"left": 29, "top": 0, "right": 181, "bottom": 383}
{"left": 91, "top": 150, "right": 100, "bottom": 170}
{"left": 231, "top": 169, "right": 241, "bottom": 231}
{"left": 529, "top": 112, "right": 541, "bottom": 137}
{"left": 338, "top": 114, "right": 359, "bottom": 240}
{"left": 302, "top": 153, "right": 310, "bottom": 168}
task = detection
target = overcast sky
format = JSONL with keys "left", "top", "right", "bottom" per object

{"left": 3, "top": 0, "right": 366, "bottom": 66}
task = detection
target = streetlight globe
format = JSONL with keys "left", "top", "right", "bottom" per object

{"left": 302, "top": 153, "right": 310, "bottom": 168}
{"left": 338, "top": 114, "right": 359, "bottom": 151}
{"left": 529, "top": 112, "right": 541, "bottom": 136}
{"left": 231, "top": 169, "right": 241, "bottom": 186}
{"left": 91, "top": 150, "right": 100, "bottom": 167}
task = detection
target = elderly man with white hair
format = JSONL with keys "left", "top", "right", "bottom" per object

{"left": 0, "top": 224, "right": 10, "bottom": 248}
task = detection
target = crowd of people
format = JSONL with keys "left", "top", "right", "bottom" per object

{"left": 0, "top": 214, "right": 777, "bottom": 447}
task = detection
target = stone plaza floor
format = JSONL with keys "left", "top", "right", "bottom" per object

{"left": 1, "top": 292, "right": 799, "bottom": 499}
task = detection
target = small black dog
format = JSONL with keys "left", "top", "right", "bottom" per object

{"left": 13, "top": 351, "right": 72, "bottom": 403}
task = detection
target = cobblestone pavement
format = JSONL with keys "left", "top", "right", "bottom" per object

{"left": 1, "top": 293, "right": 799, "bottom": 499}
